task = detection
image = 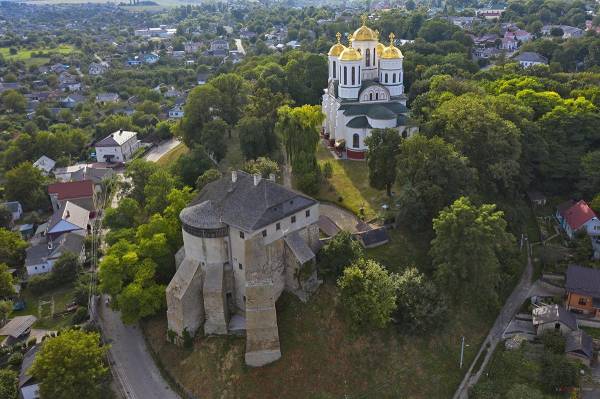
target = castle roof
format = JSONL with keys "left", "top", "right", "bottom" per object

{"left": 188, "top": 171, "right": 317, "bottom": 232}
{"left": 180, "top": 201, "right": 226, "bottom": 230}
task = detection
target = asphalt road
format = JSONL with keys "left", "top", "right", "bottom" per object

{"left": 100, "top": 296, "right": 180, "bottom": 399}
{"left": 143, "top": 138, "right": 181, "bottom": 162}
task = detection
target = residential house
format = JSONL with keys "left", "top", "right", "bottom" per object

{"left": 501, "top": 36, "right": 518, "bottom": 51}
{"left": 184, "top": 41, "right": 202, "bottom": 54}
{"left": 542, "top": 25, "right": 584, "bottom": 39}
{"left": 33, "top": 155, "right": 56, "bottom": 175}
{"left": 127, "top": 58, "right": 143, "bottom": 67}
{"left": 0, "top": 82, "right": 21, "bottom": 93}
{"left": 89, "top": 61, "right": 109, "bottom": 76}
{"left": 53, "top": 163, "right": 113, "bottom": 185}
{"left": 565, "top": 264, "right": 600, "bottom": 318}
{"left": 59, "top": 81, "right": 82, "bottom": 92}
{"left": 17, "top": 224, "right": 35, "bottom": 240}
{"left": 143, "top": 53, "right": 160, "bottom": 64}
{"left": 210, "top": 39, "right": 229, "bottom": 52}
{"left": 0, "top": 315, "right": 37, "bottom": 346}
{"left": 513, "top": 52, "right": 548, "bottom": 67}
{"left": 95, "top": 129, "right": 141, "bottom": 163}
{"left": 240, "top": 29, "right": 257, "bottom": 40}
{"left": 526, "top": 190, "right": 547, "bottom": 207}
{"left": 59, "top": 94, "right": 85, "bottom": 108}
{"left": 197, "top": 72, "right": 211, "bottom": 85}
{"left": 164, "top": 88, "right": 182, "bottom": 98}
{"left": 19, "top": 346, "right": 40, "bottom": 399}
{"left": 134, "top": 26, "right": 177, "bottom": 38}
{"left": 169, "top": 105, "right": 184, "bottom": 119}
{"left": 556, "top": 200, "right": 600, "bottom": 239}
{"left": 286, "top": 40, "right": 301, "bottom": 49}
{"left": 50, "top": 63, "right": 68, "bottom": 74}
{"left": 25, "top": 231, "right": 85, "bottom": 276}
{"left": 565, "top": 330, "right": 594, "bottom": 366}
{"left": 447, "top": 16, "right": 475, "bottom": 29}
{"left": 532, "top": 304, "right": 578, "bottom": 335}
{"left": 95, "top": 92, "right": 120, "bottom": 104}
{"left": 2, "top": 201, "right": 23, "bottom": 222}
{"left": 476, "top": 5, "right": 506, "bottom": 20}
{"left": 48, "top": 180, "right": 96, "bottom": 213}
{"left": 46, "top": 201, "right": 90, "bottom": 240}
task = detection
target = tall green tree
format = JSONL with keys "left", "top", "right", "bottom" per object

{"left": 144, "top": 170, "right": 178, "bottom": 216}
{"left": 4, "top": 162, "right": 48, "bottom": 210}
{"left": 396, "top": 135, "right": 476, "bottom": 229}
{"left": 0, "top": 369, "right": 18, "bottom": 399}
{"left": 578, "top": 150, "right": 600, "bottom": 197}
{"left": 0, "top": 229, "right": 27, "bottom": 268}
{"left": 365, "top": 128, "right": 402, "bottom": 197}
{"left": 30, "top": 329, "right": 108, "bottom": 399}
{"left": 201, "top": 119, "right": 228, "bottom": 162}
{"left": 337, "top": 258, "right": 397, "bottom": 329}
{"left": 1, "top": 90, "right": 26, "bottom": 113}
{"left": 318, "top": 231, "right": 364, "bottom": 277}
{"left": 179, "top": 84, "right": 220, "bottom": 146}
{"left": 430, "top": 197, "right": 515, "bottom": 310}
{"left": 0, "top": 206, "right": 13, "bottom": 229}
{"left": 125, "top": 159, "right": 158, "bottom": 204}
{"left": 0, "top": 263, "right": 15, "bottom": 298}
{"left": 209, "top": 73, "right": 248, "bottom": 130}
{"left": 103, "top": 198, "right": 144, "bottom": 230}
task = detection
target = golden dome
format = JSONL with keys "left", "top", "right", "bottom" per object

{"left": 376, "top": 42, "right": 385, "bottom": 56}
{"left": 329, "top": 33, "right": 346, "bottom": 56}
{"left": 351, "top": 15, "right": 378, "bottom": 41}
{"left": 339, "top": 47, "right": 362, "bottom": 61}
{"left": 381, "top": 32, "right": 403, "bottom": 59}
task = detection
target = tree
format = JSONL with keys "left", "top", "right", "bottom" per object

{"left": 364, "top": 128, "right": 402, "bottom": 197}
{"left": 505, "top": 384, "right": 544, "bottom": 399}
{"left": 238, "top": 116, "right": 270, "bottom": 159}
{"left": 0, "top": 205, "right": 12, "bottom": 229}
{"left": 318, "top": 231, "right": 364, "bottom": 277}
{"left": 430, "top": 197, "right": 515, "bottom": 310}
{"left": 242, "top": 157, "right": 280, "bottom": 178}
{"left": 1, "top": 90, "right": 26, "bottom": 113}
{"left": 201, "top": 119, "right": 228, "bottom": 162}
{"left": 0, "top": 369, "right": 18, "bottom": 399}
{"left": 592, "top": 193, "right": 600, "bottom": 212}
{"left": 393, "top": 267, "right": 447, "bottom": 334}
{"left": 396, "top": 135, "right": 476, "bottom": 229}
{"left": 540, "top": 354, "right": 578, "bottom": 392}
{"left": 144, "top": 170, "right": 178, "bottom": 216}
{"left": 0, "top": 300, "right": 12, "bottom": 325}
{"left": 170, "top": 145, "right": 213, "bottom": 187}
{"left": 337, "top": 258, "right": 397, "bottom": 329}
{"left": 103, "top": 198, "right": 143, "bottom": 230}
{"left": 578, "top": 150, "right": 600, "bottom": 197}
{"left": 51, "top": 252, "right": 80, "bottom": 284}
{"left": 0, "top": 229, "right": 27, "bottom": 268}
{"left": 210, "top": 73, "right": 248, "bottom": 130}
{"left": 4, "top": 162, "right": 48, "bottom": 210}
{"left": 0, "top": 263, "right": 16, "bottom": 298}
{"left": 180, "top": 84, "right": 220, "bottom": 146}
{"left": 541, "top": 330, "right": 566, "bottom": 354}
{"left": 196, "top": 169, "right": 221, "bottom": 190}
{"left": 125, "top": 159, "right": 158, "bottom": 204}
{"left": 30, "top": 329, "right": 108, "bottom": 399}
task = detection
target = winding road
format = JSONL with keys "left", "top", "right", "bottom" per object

{"left": 98, "top": 139, "right": 183, "bottom": 399}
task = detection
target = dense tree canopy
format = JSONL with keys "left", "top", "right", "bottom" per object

{"left": 365, "top": 128, "right": 402, "bottom": 197}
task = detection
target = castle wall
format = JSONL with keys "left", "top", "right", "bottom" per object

{"left": 166, "top": 258, "right": 204, "bottom": 338}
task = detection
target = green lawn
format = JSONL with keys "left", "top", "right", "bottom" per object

{"left": 143, "top": 283, "right": 491, "bottom": 399}
{"left": 13, "top": 283, "right": 76, "bottom": 330}
{"left": 316, "top": 144, "right": 389, "bottom": 220}
{"left": 155, "top": 143, "right": 189, "bottom": 168}
{"left": 0, "top": 45, "right": 75, "bottom": 67}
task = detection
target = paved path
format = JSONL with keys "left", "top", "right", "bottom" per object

{"left": 453, "top": 243, "right": 533, "bottom": 399}
{"left": 234, "top": 38, "right": 246, "bottom": 55}
{"left": 99, "top": 297, "right": 180, "bottom": 399}
{"left": 143, "top": 138, "right": 181, "bottom": 162}
{"left": 319, "top": 203, "right": 365, "bottom": 233}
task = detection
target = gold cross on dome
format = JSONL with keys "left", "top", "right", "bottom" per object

{"left": 361, "top": 14, "right": 368, "bottom": 25}
{"left": 389, "top": 32, "right": 396, "bottom": 45}
{"left": 336, "top": 32, "right": 341, "bottom": 43}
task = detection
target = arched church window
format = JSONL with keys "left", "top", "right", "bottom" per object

{"left": 351, "top": 67, "right": 355, "bottom": 85}
{"left": 373, "top": 48, "right": 376, "bottom": 65}
{"left": 353, "top": 134, "right": 360, "bottom": 148}
{"left": 344, "top": 66, "right": 347, "bottom": 85}
{"left": 365, "top": 49, "right": 371, "bottom": 67}
{"left": 369, "top": 93, "right": 373, "bottom": 101}
{"left": 333, "top": 61, "right": 337, "bottom": 79}
{"left": 393, "top": 73, "right": 396, "bottom": 83}
{"left": 375, "top": 92, "right": 379, "bottom": 100}
{"left": 384, "top": 73, "right": 388, "bottom": 83}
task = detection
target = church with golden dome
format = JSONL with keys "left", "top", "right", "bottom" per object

{"left": 322, "top": 17, "right": 413, "bottom": 160}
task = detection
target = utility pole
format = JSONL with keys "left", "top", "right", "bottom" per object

{"left": 460, "top": 336, "right": 465, "bottom": 369}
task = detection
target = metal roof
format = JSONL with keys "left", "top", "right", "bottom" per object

{"left": 0, "top": 315, "right": 37, "bottom": 338}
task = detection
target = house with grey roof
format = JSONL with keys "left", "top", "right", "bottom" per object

{"left": 95, "top": 129, "right": 141, "bottom": 163}
{"left": 2, "top": 201, "right": 23, "bottom": 222}
{"left": 532, "top": 304, "right": 577, "bottom": 336}
{"left": 25, "top": 231, "right": 85, "bottom": 277}
{"left": 19, "top": 346, "right": 40, "bottom": 399}
{"left": 33, "top": 155, "right": 56, "bottom": 175}
{"left": 46, "top": 201, "right": 90, "bottom": 240}
{"left": 513, "top": 52, "right": 548, "bottom": 67}
{"left": 565, "top": 330, "right": 593, "bottom": 366}
{"left": 166, "top": 171, "right": 321, "bottom": 367}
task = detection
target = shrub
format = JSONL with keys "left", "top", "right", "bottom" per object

{"left": 72, "top": 307, "right": 89, "bottom": 325}
{"left": 7, "top": 352, "right": 23, "bottom": 368}
{"left": 322, "top": 162, "right": 333, "bottom": 179}
{"left": 541, "top": 330, "right": 566, "bottom": 354}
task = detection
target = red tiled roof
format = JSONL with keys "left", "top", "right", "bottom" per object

{"left": 559, "top": 200, "right": 597, "bottom": 231}
{"left": 48, "top": 180, "right": 94, "bottom": 200}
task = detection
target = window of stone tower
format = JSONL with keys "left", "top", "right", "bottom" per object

{"left": 333, "top": 61, "right": 337, "bottom": 79}
{"left": 351, "top": 67, "right": 355, "bottom": 85}
{"left": 365, "top": 49, "right": 371, "bottom": 67}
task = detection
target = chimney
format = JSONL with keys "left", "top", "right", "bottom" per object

{"left": 65, "top": 210, "right": 70, "bottom": 218}
{"left": 268, "top": 173, "right": 276, "bottom": 182}
{"left": 231, "top": 170, "right": 237, "bottom": 183}
{"left": 253, "top": 174, "right": 261, "bottom": 186}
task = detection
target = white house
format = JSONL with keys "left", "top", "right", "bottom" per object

{"left": 2, "top": 201, "right": 23, "bottom": 222}
{"left": 25, "top": 231, "right": 85, "bottom": 276}
{"left": 89, "top": 62, "right": 109, "bottom": 76}
{"left": 513, "top": 52, "right": 548, "bottom": 68}
{"left": 169, "top": 105, "right": 184, "bottom": 119}
{"left": 33, "top": 155, "right": 56, "bottom": 175}
{"left": 95, "top": 129, "right": 141, "bottom": 163}
{"left": 556, "top": 200, "right": 600, "bottom": 239}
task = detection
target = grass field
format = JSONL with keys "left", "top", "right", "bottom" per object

{"left": 144, "top": 282, "right": 491, "bottom": 399}
{"left": 13, "top": 283, "right": 76, "bottom": 330}
{"left": 155, "top": 142, "right": 189, "bottom": 168}
{"left": 0, "top": 45, "right": 75, "bottom": 67}
{"left": 316, "top": 144, "right": 389, "bottom": 220}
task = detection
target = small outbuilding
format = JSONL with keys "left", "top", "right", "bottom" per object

{"left": 0, "top": 315, "right": 37, "bottom": 346}
{"left": 565, "top": 330, "right": 593, "bottom": 366}
{"left": 532, "top": 304, "right": 577, "bottom": 336}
